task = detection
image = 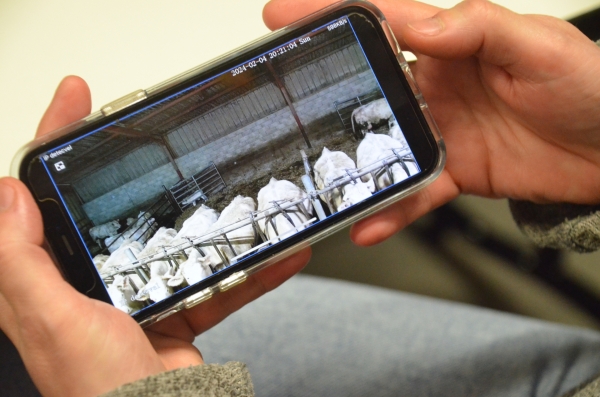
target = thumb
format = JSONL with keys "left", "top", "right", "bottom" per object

{"left": 401, "top": 0, "right": 595, "bottom": 81}
{"left": 0, "top": 178, "right": 74, "bottom": 342}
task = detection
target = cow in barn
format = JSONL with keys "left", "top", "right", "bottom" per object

{"left": 134, "top": 261, "right": 174, "bottom": 304}
{"left": 92, "top": 254, "right": 110, "bottom": 271}
{"left": 313, "top": 147, "right": 374, "bottom": 213}
{"left": 137, "top": 227, "right": 179, "bottom": 273}
{"left": 107, "top": 274, "right": 143, "bottom": 314}
{"left": 138, "top": 227, "right": 177, "bottom": 258}
{"left": 357, "top": 133, "right": 419, "bottom": 191}
{"left": 351, "top": 98, "right": 393, "bottom": 138}
{"left": 101, "top": 239, "right": 144, "bottom": 276}
{"left": 336, "top": 180, "right": 373, "bottom": 212}
{"left": 171, "top": 205, "right": 219, "bottom": 252}
{"left": 201, "top": 196, "right": 256, "bottom": 269}
{"left": 181, "top": 188, "right": 208, "bottom": 208}
{"left": 167, "top": 249, "right": 213, "bottom": 288}
{"left": 89, "top": 220, "right": 120, "bottom": 248}
{"left": 100, "top": 239, "right": 147, "bottom": 291}
{"left": 105, "top": 211, "right": 157, "bottom": 253}
{"left": 256, "top": 177, "right": 313, "bottom": 241}
{"left": 388, "top": 118, "right": 408, "bottom": 147}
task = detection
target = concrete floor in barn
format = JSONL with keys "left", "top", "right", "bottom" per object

{"left": 303, "top": 195, "right": 600, "bottom": 330}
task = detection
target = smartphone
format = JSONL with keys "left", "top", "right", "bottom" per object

{"left": 12, "top": 0, "right": 445, "bottom": 327}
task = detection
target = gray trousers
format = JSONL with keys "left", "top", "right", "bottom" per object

{"left": 195, "top": 274, "right": 600, "bottom": 397}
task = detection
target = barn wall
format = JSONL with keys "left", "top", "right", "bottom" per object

{"left": 82, "top": 162, "right": 180, "bottom": 224}
{"left": 78, "top": 69, "right": 378, "bottom": 225}
{"left": 166, "top": 83, "right": 286, "bottom": 158}
{"left": 173, "top": 69, "right": 379, "bottom": 185}
{"left": 74, "top": 143, "right": 170, "bottom": 203}
{"left": 283, "top": 44, "right": 368, "bottom": 102}
{"left": 164, "top": 43, "right": 368, "bottom": 161}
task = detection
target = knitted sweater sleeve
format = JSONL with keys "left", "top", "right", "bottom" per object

{"left": 509, "top": 200, "right": 600, "bottom": 253}
{"left": 98, "top": 361, "right": 254, "bottom": 397}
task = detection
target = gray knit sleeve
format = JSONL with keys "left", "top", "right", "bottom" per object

{"left": 508, "top": 200, "right": 600, "bottom": 253}
{"left": 510, "top": 39, "right": 600, "bottom": 252}
{"left": 99, "top": 361, "right": 254, "bottom": 397}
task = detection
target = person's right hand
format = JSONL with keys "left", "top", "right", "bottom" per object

{"left": 264, "top": 0, "right": 600, "bottom": 245}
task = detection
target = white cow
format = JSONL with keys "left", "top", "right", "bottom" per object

{"left": 203, "top": 196, "right": 256, "bottom": 268}
{"left": 351, "top": 98, "right": 393, "bottom": 137}
{"left": 388, "top": 118, "right": 408, "bottom": 146}
{"left": 105, "top": 212, "right": 157, "bottom": 253}
{"left": 92, "top": 254, "right": 110, "bottom": 271}
{"left": 100, "top": 239, "right": 147, "bottom": 293}
{"left": 101, "top": 239, "right": 144, "bottom": 276}
{"left": 173, "top": 205, "right": 219, "bottom": 243}
{"left": 357, "top": 133, "right": 419, "bottom": 191}
{"left": 167, "top": 249, "right": 213, "bottom": 288}
{"left": 257, "top": 177, "right": 313, "bottom": 241}
{"left": 138, "top": 227, "right": 177, "bottom": 258}
{"left": 134, "top": 261, "right": 173, "bottom": 303}
{"left": 336, "top": 180, "right": 373, "bottom": 212}
{"left": 89, "top": 220, "right": 120, "bottom": 247}
{"left": 107, "top": 275, "right": 143, "bottom": 314}
{"left": 137, "top": 227, "right": 178, "bottom": 275}
{"left": 181, "top": 188, "right": 208, "bottom": 207}
{"left": 313, "top": 147, "right": 373, "bottom": 213}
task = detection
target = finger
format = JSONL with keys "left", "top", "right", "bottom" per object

{"left": 349, "top": 170, "right": 459, "bottom": 246}
{"left": 401, "top": 0, "right": 596, "bottom": 80}
{"left": 263, "top": 0, "right": 440, "bottom": 50}
{"left": 179, "top": 247, "right": 311, "bottom": 334}
{"left": 36, "top": 75, "right": 91, "bottom": 138}
{"left": 145, "top": 330, "right": 204, "bottom": 368}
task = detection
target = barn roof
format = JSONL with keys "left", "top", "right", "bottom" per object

{"left": 51, "top": 27, "right": 358, "bottom": 185}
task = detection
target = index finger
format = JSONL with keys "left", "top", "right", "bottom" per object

{"left": 263, "top": 0, "right": 441, "bottom": 50}
{"left": 36, "top": 76, "right": 91, "bottom": 138}
{"left": 149, "top": 248, "right": 311, "bottom": 337}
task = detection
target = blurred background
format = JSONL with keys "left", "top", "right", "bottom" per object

{"left": 2, "top": 0, "right": 600, "bottom": 394}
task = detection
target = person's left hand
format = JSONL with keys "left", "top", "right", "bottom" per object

{"left": 0, "top": 76, "right": 311, "bottom": 397}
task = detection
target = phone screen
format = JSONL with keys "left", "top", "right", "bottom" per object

{"left": 30, "top": 11, "right": 430, "bottom": 317}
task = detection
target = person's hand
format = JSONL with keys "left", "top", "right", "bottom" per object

{"left": 0, "top": 77, "right": 311, "bottom": 397}
{"left": 264, "top": 0, "right": 600, "bottom": 246}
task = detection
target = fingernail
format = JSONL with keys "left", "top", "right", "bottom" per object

{"left": 407, "top": 17, "right": 444, "bottom": 36}
{"left": 0, "top": 180, "right": 15, "bottom": 212}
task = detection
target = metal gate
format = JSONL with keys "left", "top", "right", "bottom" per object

{"left": 166, "top": 162, "right": 226, "bottom": 213}
{"left": 334, "top": 91, "right": 383, "bottom": 139}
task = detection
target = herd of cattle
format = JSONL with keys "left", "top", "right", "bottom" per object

{"left": 89, "top": 99, "right": 418, "bottom": 314}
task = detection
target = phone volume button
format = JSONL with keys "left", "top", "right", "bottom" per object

{"left": 218, "top": 271, "right": 248, "bottom": 292}
{"left": 184, "top": 288, "right": 214, "bottom": 309}
{"left": 101, "top": 89, "right": 147, "bottom": 116}
{"left": 155, "top": 309, "right": 180, "bottom": 323}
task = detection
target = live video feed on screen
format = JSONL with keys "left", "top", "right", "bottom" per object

{"left": 40, "top": 15, "right": 421, "bottom": 315}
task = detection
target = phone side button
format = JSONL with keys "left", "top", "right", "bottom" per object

{"left": 184, "top": 288, "right": 214, "bottom": 309}
{"left": 155, "top": 309, "right": 180, "bottom": 323}
{"left": 101, "top": 89, "right": 147, "bottom": 116}
{"left": 218, "top": 271, "right": 248, "bottom": 292}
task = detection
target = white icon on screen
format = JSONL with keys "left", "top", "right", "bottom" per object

{"left": 54, "top": 161, "right": 66, "bottom": 172}
{"left": 42, "top": 155, "right": 50, "bottom": 161}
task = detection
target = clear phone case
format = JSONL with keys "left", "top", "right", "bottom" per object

{"left": 12, "top": 0, "right": 445, "bottom": 327}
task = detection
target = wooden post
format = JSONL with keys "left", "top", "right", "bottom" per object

{"left": 160, "top": 136, "right": 184, "bottom": 180}
{"left": 265, "top": 59, "right": 312, "bottom": 148}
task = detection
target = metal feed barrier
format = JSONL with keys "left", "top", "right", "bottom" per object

{"left": 102, "top": 146, "right": 416, "bottom": 281}
{"left": 102, "top": 192, "right": 177, "bottom": 255}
